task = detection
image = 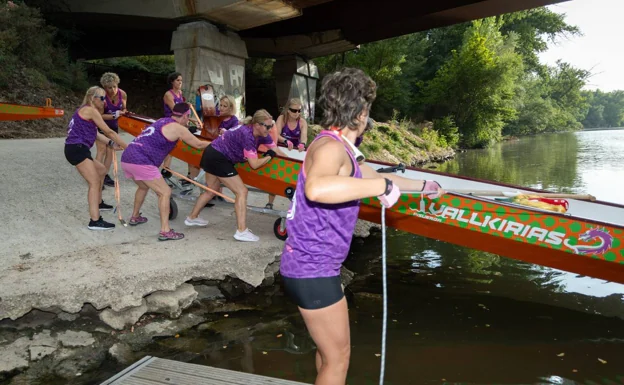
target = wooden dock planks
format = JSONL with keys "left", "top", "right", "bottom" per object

{"left": 101, "top": 356, "right": 309, "bottom": 385}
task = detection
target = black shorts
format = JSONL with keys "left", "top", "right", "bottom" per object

{"left": 64, "top": 143, "right": 93, "bottom": 166}
{"left": 98, "top": 125, "right": 119, "bottom": 134}
{"left": 200, "top": 145, "right": 238, "bottom": 178}
{"left": 282, "top": 275, "right": 344, "bottom": 310}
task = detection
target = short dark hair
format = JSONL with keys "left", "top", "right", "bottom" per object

{"left": 167, "top": 72, "right": 182, "bottom": 87}
{"left": 172, "top": 102, "right": 190, "bottom": 116}
{"left": 318, "top": 67, "right": 376, "bottom": 131}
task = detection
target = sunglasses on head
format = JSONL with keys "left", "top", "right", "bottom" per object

{"left": 259, "top": 122, "right": 274, "bottom": 129}
{"left": 288, "top": 108, "right": 301, "bottom": 113}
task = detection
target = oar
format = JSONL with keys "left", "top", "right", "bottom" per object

{"left": 187, "top": 102, "right": 204, "bottom": 130}
{"left": 164, "top": 167, "right": 235, "bottom": 203}
{"left": 412, "top": 189, "right": 596, "bottom": 201}
{"left": 111, "top": 150, "right": 128, "bottom": 226}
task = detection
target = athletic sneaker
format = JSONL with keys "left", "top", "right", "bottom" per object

{"left": 184, "top": 216, "right": 209, "bottom": 227}
{"left": 158, "top": 229, "right": 184, "bottom": 241}
{"left": 99, "top": 200, "right": 113, "bottom": 211}
{"left": 88, "top": 216, "right": 115, "bottom": 231}
{"left": 129, "top": 215, "right": 148, "bottom": 226}
{"left": 104, "top": 174, "right": 115, "bottom": 187}
{"left": 234, "top": 228, "right": 259, "bottom": 242}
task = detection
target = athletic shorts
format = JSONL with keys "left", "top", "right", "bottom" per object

{"left": 200, "top": 145, "right": 238, "bottom": 178}
{"left": 64, "top": 143, "right": 93, "bottom": 166}
{"left": 98, "top": 124, "right": 119, "bottom": 135}
{"left": 121, "top": 162, "right": 161, "bottom": 181}
{"left": 282, "top": 275, "right": 344, "bottom": 310}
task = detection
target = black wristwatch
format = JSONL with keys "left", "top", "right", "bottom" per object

{"left": 382, "top": 178, "right": 393, "bottom": 196}
{"left": 107, "top": 139, "right": 115, "bottom": 148}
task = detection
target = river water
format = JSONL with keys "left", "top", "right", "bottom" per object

{"left": 46, "top": 131, "right": 624, "bottom": 384}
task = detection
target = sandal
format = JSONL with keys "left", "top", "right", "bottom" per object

{"left": 158, "top": 229, "right": 185, "bottom": 241}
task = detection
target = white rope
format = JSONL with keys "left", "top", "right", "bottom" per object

{"left": 379, "top": 206, "right": 388, "bottom": 385}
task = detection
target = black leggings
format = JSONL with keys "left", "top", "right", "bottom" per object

{"left": 282, "top": 275, "right": 344, "bottom": 310}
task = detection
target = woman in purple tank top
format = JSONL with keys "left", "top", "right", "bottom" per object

{"left": 184, "top": 109, "right": 286, "bottom": 242}
{"left": 96, "top": 72, "right": 128, "bottom": 188}
{"left": 63, "top": 86, "right": 128, "bottom": 231}
{"left": 265, "top": 98, "right": 309, "bottom": 210}
{"left": 161, "top": 72, "right": 186, "bottom": 177}
{"left": 120, "top": 103, "right": 210, "bottom": 241}
{"left": 217, "top": 95, "right": 240, "bottom": 134}
{"left": 279, "top": 68, "right": 444, "bottom": 385}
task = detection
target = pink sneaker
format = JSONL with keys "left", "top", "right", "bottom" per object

{"left": 158, "top": 229, "right": 184, "bottom": 241}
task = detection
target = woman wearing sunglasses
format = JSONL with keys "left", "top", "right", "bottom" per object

{"left": 121, "top": 103, "right": 210, "bottom": 241}
{"left": 64, "top": 86, "right": 128, "bottom": 231}
{"left": 264, "top": 98, "right": 309, "bottom": 210}
{"left": 279, "top": 67, "right": 444, "bottom": 385}
{"left": 184, "top": 109, "right": 286, "bottom": 242}
{"left": 276, "top": 98, "right": 308, "bottom": 151}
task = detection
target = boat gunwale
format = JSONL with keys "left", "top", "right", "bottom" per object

{"left": 121, "top": 113, "right": 624, "bottom": 229}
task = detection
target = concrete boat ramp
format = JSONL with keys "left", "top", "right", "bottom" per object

{"left": 0, "top": 136, "right": 290, "bottom": 328}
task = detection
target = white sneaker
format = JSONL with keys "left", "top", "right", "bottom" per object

{"left": 184, "top": 216, "right": 209, "bottom": 227}
{"left": 234, "top": 228, "right": 259, "bottom": 242}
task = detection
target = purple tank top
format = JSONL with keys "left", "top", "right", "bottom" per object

{"left": 104, "top": 89, "right": 124, "bottom": 130}
{"left": 65, "top": 106, "right": 98, "bottom": 147}
{"left": 280, "top": 131, "right": 362, "bottom": 279}
{"left": 210, "top": 124, "right": 274, "bottom": 163}
{"left": 281, "top": 119, "right": 301, "bottom": 146}
{"left": 121, "top": 117, "right": 178, "bottom": 167}
{"left": 219, "top": 115, "right": 240, "bottom": 130}
{"left": 163, "top": 90, "right": 185, "bottom": 117}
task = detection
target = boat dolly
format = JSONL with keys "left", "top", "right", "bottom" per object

{"left": 163, "top": 172, "right": 294, "bottom": 240}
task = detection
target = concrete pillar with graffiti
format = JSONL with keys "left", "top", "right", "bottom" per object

{"left": 171, "top": 21, "right": 248, "bottom": 120}
{"left": 273, "top": 55, "right": 319, "bottom": 123}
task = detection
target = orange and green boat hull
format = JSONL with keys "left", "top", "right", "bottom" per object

{"left": 119, "top": 114, "right": 624, "bottom": 284}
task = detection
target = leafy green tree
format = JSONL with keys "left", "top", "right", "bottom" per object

{"left": 499, "top": 7, "right": 580, "bottom": 73}
{"left": 424, "top": 18, "right": 523, "bottom": 148}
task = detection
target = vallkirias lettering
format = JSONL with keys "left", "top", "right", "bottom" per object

{"left": 412, "top": 202, "right": 566, "bottom": 246}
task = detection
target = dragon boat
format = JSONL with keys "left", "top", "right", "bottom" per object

{"left": 0, "top": 99, "right": 64, "bottom": 121}
{"left": 118, "top": 113, "right": 624, "bottom": 285}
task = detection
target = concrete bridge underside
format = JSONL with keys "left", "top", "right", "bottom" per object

{"left": 25, "top": 0, "right": 566, "bottom": 122}
{"left": 29, "top": 0, "right": 565, "bottom": 60}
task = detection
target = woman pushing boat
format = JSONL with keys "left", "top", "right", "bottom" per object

{"left": 184, "top": 109, "right": 286, "bottom": 242}
{"left": 121, "top": 103, "right": 209, "bottom": 241}
{"left": 64, "top": 86, "right": 128, "bottom": 231}
{"left": 279, "top": 67, "right": 444, "bottom": 385}
{"left": 96, "top": 72, "right": 127, "bottom": 188}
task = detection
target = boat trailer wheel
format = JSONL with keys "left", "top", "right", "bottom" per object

{"left": 273, "top": 217, "right": 288, "bottom": 241}
{"left": 169, "top": 197, "right": 178, "bottom": 220}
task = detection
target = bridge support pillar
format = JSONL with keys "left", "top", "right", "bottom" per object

{"left": 272, "top": 55, "right": 319, "bottom": 123}
{"left": 171, "top": 21, "right": 248, "bottom": 118}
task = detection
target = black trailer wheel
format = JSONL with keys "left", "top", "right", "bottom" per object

{"left": 273, "top": 217, "right": 288, "bottom": 241}
{"left": 169, "top": 197, "right": 178, "bottom": 220}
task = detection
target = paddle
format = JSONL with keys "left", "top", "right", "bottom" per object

{"left": 111, "top": 150, "right": 128, "bottom": 227}
{"left": 413, "top": 189, "right": 597, "bottom": 201}
{"left": 163, "top": 167, "right": 235, "bottom": 203}
{"left": 187, "top": 102, "right": 204, "bottom": 130}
